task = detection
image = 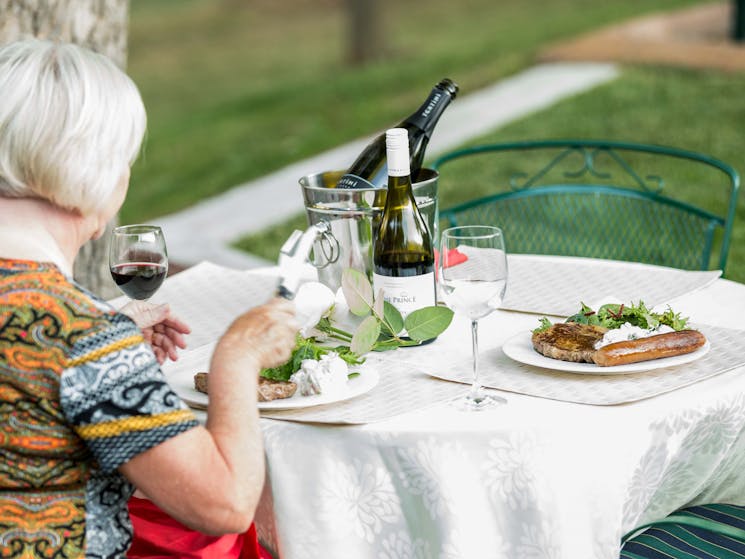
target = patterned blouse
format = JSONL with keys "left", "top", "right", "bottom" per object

{"left": 0, "top": 259, "right": 200, "bottom": 558}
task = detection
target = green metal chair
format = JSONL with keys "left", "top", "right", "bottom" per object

{"left": 433, "top": 140, "right": 739, "bottom": 274}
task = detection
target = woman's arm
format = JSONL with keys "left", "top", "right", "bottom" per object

{"left": 119, "top": 298, "right": 297, "bottom": 534}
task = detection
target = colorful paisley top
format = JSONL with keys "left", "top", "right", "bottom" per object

{"left": 0, "top": 259, "right": 199, "bottom": 558}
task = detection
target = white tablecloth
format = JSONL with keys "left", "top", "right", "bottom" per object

{"left": 252, "top": 261, "right": 745, "bottom": 559}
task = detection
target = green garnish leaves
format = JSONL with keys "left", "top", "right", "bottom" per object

{"left": 260, "top": 335, "right": 365, "bottom": 382}
{"left": 566, "top": 302, "right": 598, "bottom": 325}
{"left": 532, "top": 317, "right": 553, "bottom": 333}
{"left": 565, "top": 300, "right": 688, "bottom": 331}
{"left": 657, "top": 306, "right": 689, "bottom": 331}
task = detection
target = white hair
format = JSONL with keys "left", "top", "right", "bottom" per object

{"left": 0, "top": 39, "right": 146, "bottom": 215}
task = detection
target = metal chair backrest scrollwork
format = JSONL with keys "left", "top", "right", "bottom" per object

{"left": 433, "top": 140, "right": 740, "bottom": 274}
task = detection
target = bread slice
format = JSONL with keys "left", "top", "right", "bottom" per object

{"left": 194, "top": 372, "right": 209, "bottom": 394}
{"left": 256, "top": 377, "right": 298, "bottom": 402}
{"left": 193, "top": 372, "right": 297, "bottom": 402}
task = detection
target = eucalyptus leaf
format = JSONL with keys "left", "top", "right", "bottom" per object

{"left": 404, "top": 306, "right": 454, "bottom": 341}
{"left": 372, "top": 339, "right": 400, "bottom": 352}
{"left": 374, "top": 288, "right": 385, "bottom": 318}
{"left": 382, "top": 301, "right": 404, "bottom": 336}
{"left": 341, "top": 268, "right": 374, "bottom": 316}
{"left": 351, "top": 315, "right": 381, "bottom": 355}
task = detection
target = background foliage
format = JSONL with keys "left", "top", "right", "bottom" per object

{"left": 127, "top": 0, "right": 745, "bottom": 280}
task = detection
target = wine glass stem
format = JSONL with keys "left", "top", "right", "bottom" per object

{"left": 469, "top": 319, "right": 482, "bottom": 400}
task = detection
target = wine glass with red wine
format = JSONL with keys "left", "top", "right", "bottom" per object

{"left": 109, "top": 225, "right": 168, "bottom": 300}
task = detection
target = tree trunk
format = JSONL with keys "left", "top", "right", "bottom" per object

{"left": 0, "top": 0, "right": 130, "bottom": 298}
{"left": 735, "top": 0, "right": 745, "bottom": 41}
{"left": 345, "top": 0, "right": 383, "bottom": 66}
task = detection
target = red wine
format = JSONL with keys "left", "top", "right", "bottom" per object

{"left": 110, "top": 262, "right": 167, "bottom": 300}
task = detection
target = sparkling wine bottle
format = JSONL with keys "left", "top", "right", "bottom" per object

{"left": 336, "top": 78, "right": 458, "bottom": 189}
{"left": 373, "top": 128, "right": 435, "bottom": 330}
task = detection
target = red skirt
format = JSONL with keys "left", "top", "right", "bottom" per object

{"left": 127, "top": 496, "right": 272, "bottom": 559}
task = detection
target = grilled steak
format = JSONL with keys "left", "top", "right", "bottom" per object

{"left": 193, "top": 372, "right": 297, "bottom": 402}
{"left": 531, "top": 322, "right": 608, "bottom": 363}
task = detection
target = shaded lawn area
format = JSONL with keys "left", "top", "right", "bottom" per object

{"left": 235, "top": 66, "right": 745, "bottom": 282}
{"left": 124, "top": 0, "right": 703, "bottom": 223}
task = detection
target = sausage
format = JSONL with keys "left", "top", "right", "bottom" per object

{"left": 592, "top": 330, "right": 707, "bottom": 367}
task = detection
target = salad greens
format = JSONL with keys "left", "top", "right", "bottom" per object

{"left": 261, "top": 335, "right": 364, "bottom": 382}
{"left": 533, "top": 301, "right": 689, "bottom": 333}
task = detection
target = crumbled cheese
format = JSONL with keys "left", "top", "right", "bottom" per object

{"left": 594, "top": 322, "right": 674, "bottom": 349}
{"left": 290, "top": 352, "right": 349, "bottom": 396}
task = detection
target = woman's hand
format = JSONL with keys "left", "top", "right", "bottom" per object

{"left": 120, "top": 301, "right": 191, "bottom": 364}
{"left": 215, "top": 298, "right": 298, "bottom": 371}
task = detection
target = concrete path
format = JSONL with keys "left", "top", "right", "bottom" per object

{"left": 156, "top": 62, "right": 619, "bottom": 269}
{"left": 542, "top": 3, "right": 745, "bottom": 73}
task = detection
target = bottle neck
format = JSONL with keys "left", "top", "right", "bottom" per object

{"left": 387, "top": 174, "right": 412, "bottom": 193}
{"left": 384, "top": 174, "right": 416, "bottom": 215}
{"left": 404, "top": 87, "right": 454, "bottom": 134}
{"left": 386, "top": 139, "right": 410, "bottom": 177}
{"left": 384, "top": 128, "right": 414, "bottom": 206}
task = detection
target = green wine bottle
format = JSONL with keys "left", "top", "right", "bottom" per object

{"left": 336, "top": 78, "right": 458, "bottom": 189}
{"left": 373, "top": 128, "right": 435, "bottom": 332}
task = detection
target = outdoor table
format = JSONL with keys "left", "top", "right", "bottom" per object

{"left": 158, "top": 255, "right": 745, "bottom": 559}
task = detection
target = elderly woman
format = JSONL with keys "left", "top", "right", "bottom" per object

{"left": 0, "top": 39, "right": 297, "bottom": 558}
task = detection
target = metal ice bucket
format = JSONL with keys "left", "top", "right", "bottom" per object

{"left": 300, "top": 168, "right": 439, "bottom": 292}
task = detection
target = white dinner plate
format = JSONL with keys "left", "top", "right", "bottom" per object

{"left": 169, "top": 364, "right": 379, "bottom": 411}
{"left": 501, "top": 330, "right": 711, "bottom": 375}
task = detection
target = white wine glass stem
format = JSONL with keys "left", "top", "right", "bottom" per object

{"left": 469, "top": 319, "right": 483, "bottom": 401}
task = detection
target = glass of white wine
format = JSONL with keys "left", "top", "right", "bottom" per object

{"left": 439, "top": 225, "right": 508, "bottom": 410}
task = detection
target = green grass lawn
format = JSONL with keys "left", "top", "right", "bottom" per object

{"left": 126, "top": 0, "right": 745, "bottom": 280}
{"left": 125, "top": 0, "right": 703, "bottom": 222}
{"left": 236, "top": 65, "right": 745, "bottom": 281}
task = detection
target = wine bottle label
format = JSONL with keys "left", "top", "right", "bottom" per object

{"left": 337, "top": 173, "right": 377, "bottom": 189}
{"left": 373, "top": 272, "right": 435, "bottom": 327}
{"left": 407, "top": 89, "right": 449, "bottom": 132}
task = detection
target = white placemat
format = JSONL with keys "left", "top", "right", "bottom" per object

{"left": 502, "top": 255, "right": 721, "bottom": 317}
{"left": 259, "top": 354, "right": 468, "bottom": 424}
{"left": 424, "top": 325, "right": 745, "bottom": 405}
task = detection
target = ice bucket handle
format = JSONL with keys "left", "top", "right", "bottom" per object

{"left": 311, "top": 221, "right": 341, "bottom": 270}
{"left": 276, "top": 221, "right": 340, "bottom": 299}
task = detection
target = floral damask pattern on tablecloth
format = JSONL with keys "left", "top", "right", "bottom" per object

{"left": 260, "top": 422, "right": 580, "bottom": 559}
{"left": 623, "top": 391, "right": 745, "bottom": 531}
